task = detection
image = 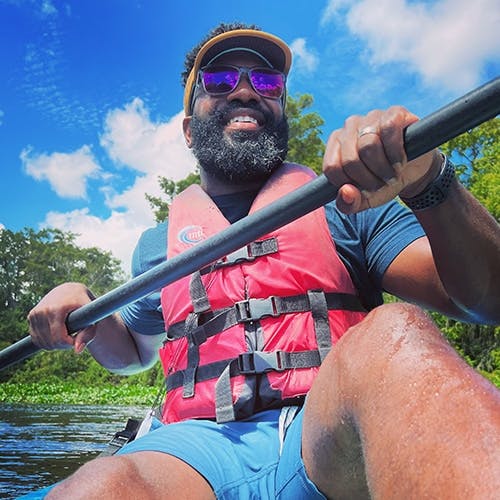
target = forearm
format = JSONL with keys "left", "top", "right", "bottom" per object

{"left": 28, "top": 282, "right": 159, "bottom": 375}
{"left": 413, "top": 178, "right": 500, "bottom": 323}
{"left": 84, "top": 313, "right": 149, "bottom": 375}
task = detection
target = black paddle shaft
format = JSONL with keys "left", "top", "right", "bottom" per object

{"left": 1, "top": 77, "right": 499, "bottom": 371}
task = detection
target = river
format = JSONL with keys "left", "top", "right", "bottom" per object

{"left": 0, "top": 404, "right": 148, "bottom": 499}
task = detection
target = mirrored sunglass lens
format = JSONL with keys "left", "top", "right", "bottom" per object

{"left": 250, "top": 70, "right": 284, "bottom": 98}
{"left": 202, "top": 69, "right": 239, "bottom": 94}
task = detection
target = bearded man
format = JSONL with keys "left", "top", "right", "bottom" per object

{"left": 26, "top": 22, "right": 500, "bottom": 500}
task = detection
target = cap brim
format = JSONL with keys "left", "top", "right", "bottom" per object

{"left": 183, "top": 29, "right": 292, "bottom": 115}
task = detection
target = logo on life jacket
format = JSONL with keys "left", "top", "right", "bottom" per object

{"left": 178, "top": 225, "right": 205, "bottom": 245}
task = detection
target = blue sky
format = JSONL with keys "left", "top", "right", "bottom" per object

{"left": 1, "top": 0, "right": 499, "bottom": 272}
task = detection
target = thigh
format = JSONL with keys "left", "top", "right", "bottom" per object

{"left": 301, "top": 303, "right": 500, "bottom": 499}
{"left": 118, "top": 409, "right": 284, "bottom": 499}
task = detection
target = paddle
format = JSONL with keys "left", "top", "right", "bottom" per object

{"left": 1, "top": 77, "right": 499, "bottom": 371}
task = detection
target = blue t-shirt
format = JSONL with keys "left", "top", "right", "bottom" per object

{"left": 120, "top": 197, "right": 424, "bottom": 335}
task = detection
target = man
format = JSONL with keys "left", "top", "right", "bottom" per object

{"left": 26, "top": 22, "right": 499, "bottom": 499}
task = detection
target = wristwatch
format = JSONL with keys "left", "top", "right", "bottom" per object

{"left": 400, "top": 155, "right": 456, "bottom": 211}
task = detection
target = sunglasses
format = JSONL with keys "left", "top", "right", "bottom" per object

{"left": 198, "top": 65, "right": 286, "bottom": 100}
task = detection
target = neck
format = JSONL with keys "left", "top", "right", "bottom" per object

{"left": 200, "top": 169, "right": 267, "bottom": 196}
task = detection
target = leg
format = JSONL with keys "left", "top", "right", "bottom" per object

{"left": 46, "top": 452, "right": 215, "bottom": 500}
{"left": 302, "top": 302, "right": 500, "bottom": 499}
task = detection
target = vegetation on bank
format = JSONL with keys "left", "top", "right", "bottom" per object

{"left": 0, "top": 381, "right": 157, "bottom": 405}
{"left": 0, "top": 98, "right": 498, "bottom": 405}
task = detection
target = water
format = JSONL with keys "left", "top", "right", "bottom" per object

{"left": 0, "top": 404, "right": 147, "bottom": 499}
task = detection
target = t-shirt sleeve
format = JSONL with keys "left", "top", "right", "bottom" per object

{"left": 119, "top": 221, "right": 168, "bottom": 335}
{"left": 325, "top": 200, "right": 425, "bottom": 309}
{"left": 362, "top": 201, "right": 425, "bottom": 286}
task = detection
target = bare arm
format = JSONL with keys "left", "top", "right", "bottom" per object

{"left": 322, "top": 106, "right": 500, "bottom": 324}
{"left": 28, "top": 282, "right": 164, "bottom": 374}
{"left": 383, "top": 181, "right": 500, "bottom": 324}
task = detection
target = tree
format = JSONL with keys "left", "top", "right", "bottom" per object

{"left": 0, "top": 227, "right": 126, "bottom": 382}
{"left": 286, "top": 93, "right": 325, "bottom": 174}
{"left": 146, "top": 172, "right": 201, "bottom": 223}
{"left": 440, "top": 117, "right": 499, "bottom": 220}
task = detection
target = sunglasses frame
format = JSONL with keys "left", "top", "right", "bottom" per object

{"left": 196, "top": 64, "right": 286, "bottom": 102}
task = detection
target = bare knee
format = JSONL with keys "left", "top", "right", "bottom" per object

{"left": 47, "top": 452, "right": 215, "bottom": 500}
{"left": 303, "top": 302, "right": 500, "bottom": 498}
{"left": 328, "top": 302, "right": 451, "bottom": 384}
{"left": 47, "top": 455, "right": 155, "bottom": 500}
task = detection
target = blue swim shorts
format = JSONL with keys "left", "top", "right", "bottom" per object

{"left": 18, "top": 406, "right": 325, "bottom": 499}
{"left": 117, "top": 406, "right": 325, "bottom": 499}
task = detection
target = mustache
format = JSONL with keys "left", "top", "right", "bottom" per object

{"left": 212, "top": 101, "right": 273, "bottom": 125}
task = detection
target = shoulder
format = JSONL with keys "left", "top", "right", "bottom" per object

{"left": 325, "top": 199, "right": 423, "bottom": 242}
{"left": 324, "top": 200, "right": 425, "bottom": 309}
{"left": 131, "top": 221, "right": 169, "bottom": 277}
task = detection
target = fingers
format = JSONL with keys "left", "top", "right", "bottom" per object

{"left": 27, "top": 283, "right": 95, "bottom": 353}
{"left": 28, "top": 306, "right": 74, "bottom": 351}
{"left": 323, "top": 106, "right": 422, "bottom": 213}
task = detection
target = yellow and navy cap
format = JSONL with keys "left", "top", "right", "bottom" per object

{"left": 183, "top": 29, "right": 292, "bottom": 115}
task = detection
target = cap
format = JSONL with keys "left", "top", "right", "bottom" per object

{"left": 183, "top": 29, "right": 292, "bottom": 115}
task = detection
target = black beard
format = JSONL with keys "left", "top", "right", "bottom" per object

{"left": 189, "top": 103, "right": 289, "bottom": 184}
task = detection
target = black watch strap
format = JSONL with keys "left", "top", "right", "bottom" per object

{"left": 400, "top": 155, "right": 456, "bottom": 211}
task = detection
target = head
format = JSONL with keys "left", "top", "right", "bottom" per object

{"left": 181, "top": 23, "right": 292, "bottom": 188}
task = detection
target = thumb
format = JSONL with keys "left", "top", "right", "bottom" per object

{"left": 74, "top": 330, "right": 96, "bottom": 354}
{"left": 336, "top": 184, "right": 365, "bottom": 214}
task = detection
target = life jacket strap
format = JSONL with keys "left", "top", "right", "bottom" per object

{"left": 169, "top": 290, "right": 365, "bottom": 406}
{"left": 200, "top": 237, "right": 278, "bottom": 274}
{"left": 215, "top": 350, "right": 322, "bottom": 423}
{"left": 165, "top": 349, "right": 323, "bottom": 423}
{"left": 166, "top": 350, "right": 321, "bottom": 391}
{"left": 182, "top": 271, "right": 212, "bottom": 398}
{"left": 308, "top": 290, "right": 331, "bottom": 362}
{"left": 166, "top": 292, "right": 365, "bottom": 344}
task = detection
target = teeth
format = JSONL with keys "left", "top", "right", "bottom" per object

{"left": 229, "top": 116, "right": 258, "bottom": 125}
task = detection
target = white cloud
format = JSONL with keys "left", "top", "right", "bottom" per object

{"left": 99, "top": 98, "right": 197, "bottom": 232}
{"left": 38, "top": 100, "right": 197, "bottom": 271}
{"left": 321, "top": 0, "right": 500, "bottom": 91}
{"left": 43, "top": 208, "right": 142, "bottom": 276}
{"left": 21, "top": 145, "right": 101, "bottom": 199}
{"left": 321, "top": 0, "right": 353, "bottom": 25}
{"left": 100, "top": 98, "right": 195, "bottom": 179}
{"left": 40, "top": 0, "right": 57, "bottom": 17}
{"left": 290, "top": 38, "right": 319, "bottom": 73}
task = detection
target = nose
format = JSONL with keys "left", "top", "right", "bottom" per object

{"left": 227, "top": 72, "right": 261, "bottom": 104}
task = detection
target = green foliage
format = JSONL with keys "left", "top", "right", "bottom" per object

{"left": 0, "top": 381, "right": 157, "bottom": 405}
{"left": 0, "top": 227, "right": 127, "bottom": 382}
{"left": 285, "top": 93, "right": 326, "bottom": 174}
{"left": 430, "top": 313, "right": 500, "bottom": 373}
{"left": 146, "top": 171, "right": 201, "bottom": 222}
{"left": 441, "top": 117, "right": 499, "bottom": 220}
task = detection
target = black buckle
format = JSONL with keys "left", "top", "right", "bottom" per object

{"left": 224, "top": 245, "right": 254, "bottom": 264}
{"left": 235, "top": 297, "right": 278, "bottom": 323}
{"left": 238, "top": 351, "right": 285, "bottom": 374}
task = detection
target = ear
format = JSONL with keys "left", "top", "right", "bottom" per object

{"left": 182, "top": 116, "right": 193, "bottom": 148}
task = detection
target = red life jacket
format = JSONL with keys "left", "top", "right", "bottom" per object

{"left": 159, "top": 163, "right": 367, "bottom": 423}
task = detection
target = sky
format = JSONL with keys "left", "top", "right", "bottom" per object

{"left": 1, "top": 0, "right": 499, "bottom": 274}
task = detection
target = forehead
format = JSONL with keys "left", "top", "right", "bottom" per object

{"left": 205, "top": 50, "right": 271, "bottom": 68}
